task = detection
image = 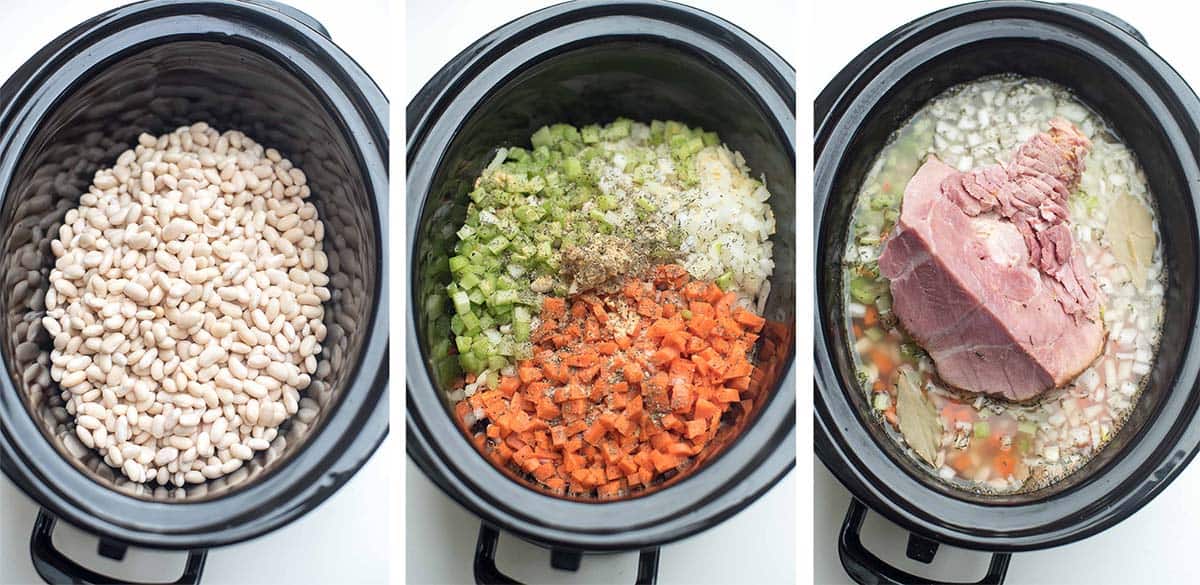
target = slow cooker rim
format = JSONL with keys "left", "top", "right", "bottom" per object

{"left": 406, "top": 0, "right": 796, "bottom": 549}
{"left": 0, "top": 0, "right": 390, "bottom": 549}
{"left": 813, "top": 0, "right": 1200, "bottom": 550}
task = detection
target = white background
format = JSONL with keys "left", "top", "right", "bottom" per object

{"left": 404, "top": 1, "right": 797, "bottom": 584}
{"left": 0, "top": 1, "right": 392, "bottom": 584}
{"left": 812, "top": 1, "right": 1200, "bottom": 584}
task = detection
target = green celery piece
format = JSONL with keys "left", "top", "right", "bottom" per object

{"left": 451, "top": 291, "right": 471, "bottom": 315}
{"left": 531, "top": 126, "right": 554, "bottom": 149}
{"left": 459, "top": 353, "right": 483, "bottom": 374}
{"left": 460, "top": 311, "right": 481, "bottom": 333}
{"left": 605, "top": 118, "right": 632, "bottom": 140}
{"left": 849, "top": 275, "right": 883, "bottom": 305}
{"left": 492, "top": 289, "right": 518, "bottom": 306}
{"left": 487, "top": 235, "right": 510, "bottom": 254}
{"left": 715, "top": 271, "right": 734, "bottom": 291}
{"left": 974, "top": 421, "right": 991, "bottom": 438}
{"left": 455, "top": 335, "right": 473, "bottom": 354}
{"left": 563, "top": 157, "right": 583, "bottom": 179}
{"left": 458, "top": 272, "right": 481, "bottom": 290}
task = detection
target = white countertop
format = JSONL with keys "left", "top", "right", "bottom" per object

{"left": 812, "top": 1, "right": 1200, "bottom": 583}
{"left": 0, "top": 1, "right": 390, "bottom": 584}
{"left": 404, "top": 1, "right": 797, "bottom": 583}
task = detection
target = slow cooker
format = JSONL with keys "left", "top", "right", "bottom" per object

{"left": 815, "top": 2, "right": 1200, "bottom": 583}
{"left": 0, "top": 1, "right": 389, "bottom": 582}
{"left": 407, "top": 1, "right": 795, "bottom": 582}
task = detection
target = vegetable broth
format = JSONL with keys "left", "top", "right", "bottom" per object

{"left": 843, "top": 76, "right": 1166, "bottom": 494}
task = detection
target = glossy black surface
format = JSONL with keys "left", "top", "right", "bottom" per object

{"left": 0, "top": 0, "right": 388, "bottom": 549}
{"left": 816, "top": 0, "right": 1200, "bottom": 551}
{"left": 408, "top": 0, "right": 794, "bottom": 551}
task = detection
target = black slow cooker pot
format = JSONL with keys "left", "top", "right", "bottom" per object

{"left": 815, "top": 2, "right": 1200, "bottom": 583}
{"left": 406, "top": 1, "right": 795, "bottom": 582}
{"left": 0, "top": 1, "right": 389, "bottom": 583}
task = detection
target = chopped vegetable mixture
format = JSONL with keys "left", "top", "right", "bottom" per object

{"left": 454, "top": 265, "right": 764, "bottom": 498}
{"left": 444, "top": 119, "right": 776, "bottom": 498}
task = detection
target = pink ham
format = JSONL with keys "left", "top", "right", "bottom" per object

{"left": 877, "top": 120, "right": 1104, "bottom": 401}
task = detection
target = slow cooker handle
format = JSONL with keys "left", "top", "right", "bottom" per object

{"left": 839, "top": 499, "right": 1010, "bottom": 585}
{"left": 29, "top": 509, "right": 207, "bottom": 585}
{"left": 473, "top": 524, "right": 660, "bottom": 585}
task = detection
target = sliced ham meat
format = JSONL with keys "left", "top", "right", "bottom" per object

{"left": 878, "top": 120, "right": 1104, "bottom": 401}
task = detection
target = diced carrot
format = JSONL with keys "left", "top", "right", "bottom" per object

{"left": 722, "top": 359, "right": 752, "bottom": 380}
{"left": 537, "top": 401, "right": 560, "bottom": 420}
{"left": 949, "top": 453, "right": 973, "bottom": 473}
{"left": 543, "top": 297, "right": 566, "bottom": 320}
{"left": 518, "top": 366, "right": 542, "bottom": 384}
{"left": 612, "top": 414, "right": 634, "bottom": 436}
{"left": 544, "top": 477, "right": 566, "bottom": 494}
{"left": 533, "top": 462, "right": 556, "bottom": 481}
{"left": 550, "top": 425, "right": 567, "bottom": 446}
{"left": 650, "top": 346, "right": 679, "bottom": 366}
{"left": 685, "top": 419, "right": 707, "bottom": 438}
{"left": 671, "top": 384, "right": 693, "bottom": 412}
{"left": 497, "top": 376, "right": 520, "bottom": 395}
{"left": 994, "top": 452, "right": 1017, "bottom": 477}
{"left": 663, "top": 330, "right": 688, "bottom": 352}
{"left": 732, "top": 308, "right": 766, "bottom": 332}
{"left": 645, "top": 318, "right": 682, "bottom": 339}
{"left": 715, "top": 387, "right": 740, "bottom": 403}
{"left": 650, "top": 450, "right": 679, "bottom": 473}
{"left": 694, "top": 398, "right": 720, "bottom": 420}
{"left": 582, "top": 423, "right": 607, "bottom": 445}
{"left": 863, "top": 305, "right": 878, "bottom": 328}
{"left": 869, "top": 347, "right": 893, "bottom": 377}
{"left": 667, "top": 441, "right": 693, "bottom": 456}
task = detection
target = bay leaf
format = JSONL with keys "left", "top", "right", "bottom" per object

{"left": 896, "top": 369, "right": 942, "bottom": 466}
{"left": 1106, "top": 193, "right": 1156, "bottom": 291}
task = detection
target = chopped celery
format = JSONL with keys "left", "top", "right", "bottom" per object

{"left": 531, "top": 126, "right": 554, "bottom": 149}
{"left": 974, "top": 421, "right": 991, "bottom": 438}
{"left": 455, "top": 335, "right": 473, "bottom": 354}
{"left": 849, "top": 276, "right": 885, "bottom": 305}
{"left": 460, "top": 311, "right": 480, "bottom": 333}
{"left": 491, "top": 289, "right": 518, "bottom": 306}
{"left": 563, "top": 157, "right": 583, "bottom": 178}
{"left": 451, "top": 291, "right": 471, "bottom": 315}
{"left": 715, "top": 271, "right": 734, "bottom": 291}
{"left": 459, "top": 272, "right": 481, "bottom": 290}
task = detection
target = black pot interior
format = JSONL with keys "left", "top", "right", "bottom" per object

{"left": 819, "top": 39, "right": 1198, "bottom": 504}
{"left": 0, "top": 39, "right": 379, "bottom": 501}
{"left": 413, "top": 40, "right": 795, "bottom": 494}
